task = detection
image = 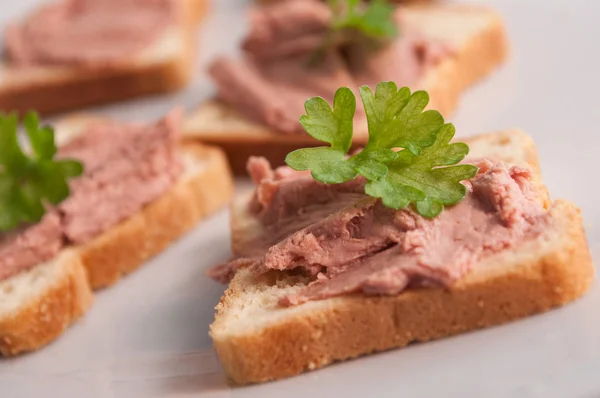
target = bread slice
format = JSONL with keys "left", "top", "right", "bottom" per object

{"left": 79, "top": 144, "right": 234, "bottom": 289}
{"left": 210, "top": 130, "right": 594, "bottom": 385}
{"left": 183, "top": 3, "right": 509, "bottom": 174}
{"left": 0, "top": 0, "right": 202, "bottom": 116}
{"left": 54, "top": 115, "right": 236, "bottom": 290}
{"left": 0, "top": 116, "right": 234, "bottom": 356}
{"left": 0, "top": 250, "right": 92, "bottom": 357}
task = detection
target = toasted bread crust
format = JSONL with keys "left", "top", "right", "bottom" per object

{"left": 212, "top": 201, "right": 594, "bottom": 384}
{"left": 0, "top": 252, "right": 93, "bottom": 357}
{"left": 80, "top": 144, "right": 234, "bottom": 290}
{"left": 183, "top": 5, "right": 509, "bottom": 175}
{"left": 0, "top": 0, "right": 200, "bottom": 116}
{"left": 0, "top": 58, "right": 192, "bottom": 117}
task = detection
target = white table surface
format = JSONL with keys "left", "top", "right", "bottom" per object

{"left": 2, "top": 0, "right": 600, "bottom": 397}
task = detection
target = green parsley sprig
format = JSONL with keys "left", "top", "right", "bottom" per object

{"left": 285, "top": 82, "right": 478, "bottom": 218}
{"left": 310, "top": 0, "right": 398, "bottom": 66}
{"left": 0, "top": 113, "right": 83, "bottom": 232}
{"left": 329, "top": 0, "right": 398, "bottom": 40}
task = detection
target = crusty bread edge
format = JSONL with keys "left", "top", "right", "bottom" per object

{"left": 0, "top": 0, "right": 200, "bottom": 116}
{"left": 212, "top": 201, "right": 594, "bottom": 384}
{"left": 80, "top": 143, "right": 234, "bottom": 290}
{"left": 182, "top": 5, "right": 509, "bottom": 175}
{"left": 0, "top": 251, "right": 93, "bottom": 357}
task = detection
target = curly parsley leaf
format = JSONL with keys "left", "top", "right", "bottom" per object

{"left": 330, "top": 0, "right": 398, "bottom": 40}
{"left": 286, "top": 87, "right": 358, "bottom": 183}
{"left": 285, "top": 147, "right": 357, "bottom": 184}
{"left": 360, "top": 82, "right": 443, "bottom": 154}
{"left": 365, "top": 123, "right": 478, "bottom": 217}
{"left": 0, "top": 112, "right": 84, "bottom": 232}
{"left": 299, "top": 87, "right": 355, "bottom": 153}
{"left": 310, "top": 0, "right": 398, "bottom": 66}
{"left": 285, "top": 82, "right": 478, "bottom": 218}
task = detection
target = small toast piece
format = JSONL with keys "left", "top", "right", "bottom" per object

{"left": 54, "top": 116, "right": 236, "bottom": 289}
{"left": 0, "top": 0, "right": 203, "bottom": 116}
{"left": 79, "top": 143, "right": 234, "bottom": 290}
{"left": 183, "top": 4, "right": 509, "bottom": 174}
{"left": 0, "top": 251, "right": 92, "bottom": 357}
{"left": 210, "top": 130, "right": 594, "bottom": 385}
{"left": 0, "top": 116, "right": 234, "bottom": 356}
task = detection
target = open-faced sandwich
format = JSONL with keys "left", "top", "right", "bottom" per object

{"left": 0, "top": 110, "right": 233, "bottom": 356}
{"left": 208, "top": 82, "right": 594, "bottom": 384}
{"left": 0, "top": 0, "right": 206, "bottom": 116}
{"left": 183, "top": 0, "right": 509, "bottom": 173}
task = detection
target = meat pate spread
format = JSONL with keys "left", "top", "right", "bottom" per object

{"left": 212, "top": 157, "right": 550, "bottom": 307}
{"left": 209, "top": 0, "right": 451, "bottom": 134}
{"left": 5, "top": 0, "right": 178, "bottom": 68}
{"left": 0, "top": 111, "right": 183, "bottom": 282}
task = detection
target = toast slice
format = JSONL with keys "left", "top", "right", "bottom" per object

{"left": 0, "top": 0, "right": 204, "bottom": 116}
{"left": 54, "top": 115, "right": 235, "bottom": 290}
{"left": 210, "top": 130, "right": 594, "bottom": 385}
{"left": 0, "top": 117, "right": 234, "bottom": 356}
{"left": 183, "top": 3, "right": 509, "bottom": 174}
{"left": 0, "top": 250, "right": 92, "bottom": 357}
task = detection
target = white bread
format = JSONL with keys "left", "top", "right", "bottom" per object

{"left": 183, "top": 3, "right": 509, "bottom": 174}
{"left": 0, "top": 116, "right": 234, "bottom": 356}
{"left": 210, "top": 130, "right": 594, "bottom": 385}
{"left": 0, "top": 0, "right": 206, "bottom": 116}
{"left": 53, "top": 115, "right": 235, "bottom": 289}
{"left": 0, "top": 250, "right": 92, "bottom": 357}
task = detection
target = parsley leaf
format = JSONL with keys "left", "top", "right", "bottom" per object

{"left": 330, "top": 0, "right": 398, "bottom": 41}
{"left": 0, "top": 112, "right": 84, "bottom": 232}
{"left": 300, "top": 87, "right": 355, "bottom": 153}
{"left": 284, "top": 147, "right": 357, "bottom": 184}
{"left": 365, "top": 123, "right": 478, "bottom": 217}
{"left": 285, "top": 82, "right": 478, "bottom": 218}
{"left": 286, "top": 87, "right": 358, "bottom": 183}
{"left": 360, "top": 82, "right": 443, "bottom": 154}
{"left": 309, "top": 0, "right": 398, "bottom": 66}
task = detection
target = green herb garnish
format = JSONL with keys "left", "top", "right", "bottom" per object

{"left": 285, "top": 82, "right": 478, "bottom": 218}
{"left": 309, "top": 0, "right": 398, "bottom": 66}
{"left": 0, "top": 113, "right": 83, "bottom": 232}
{"left": 329, "top": 0, "right": 398, "bottom": 40}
